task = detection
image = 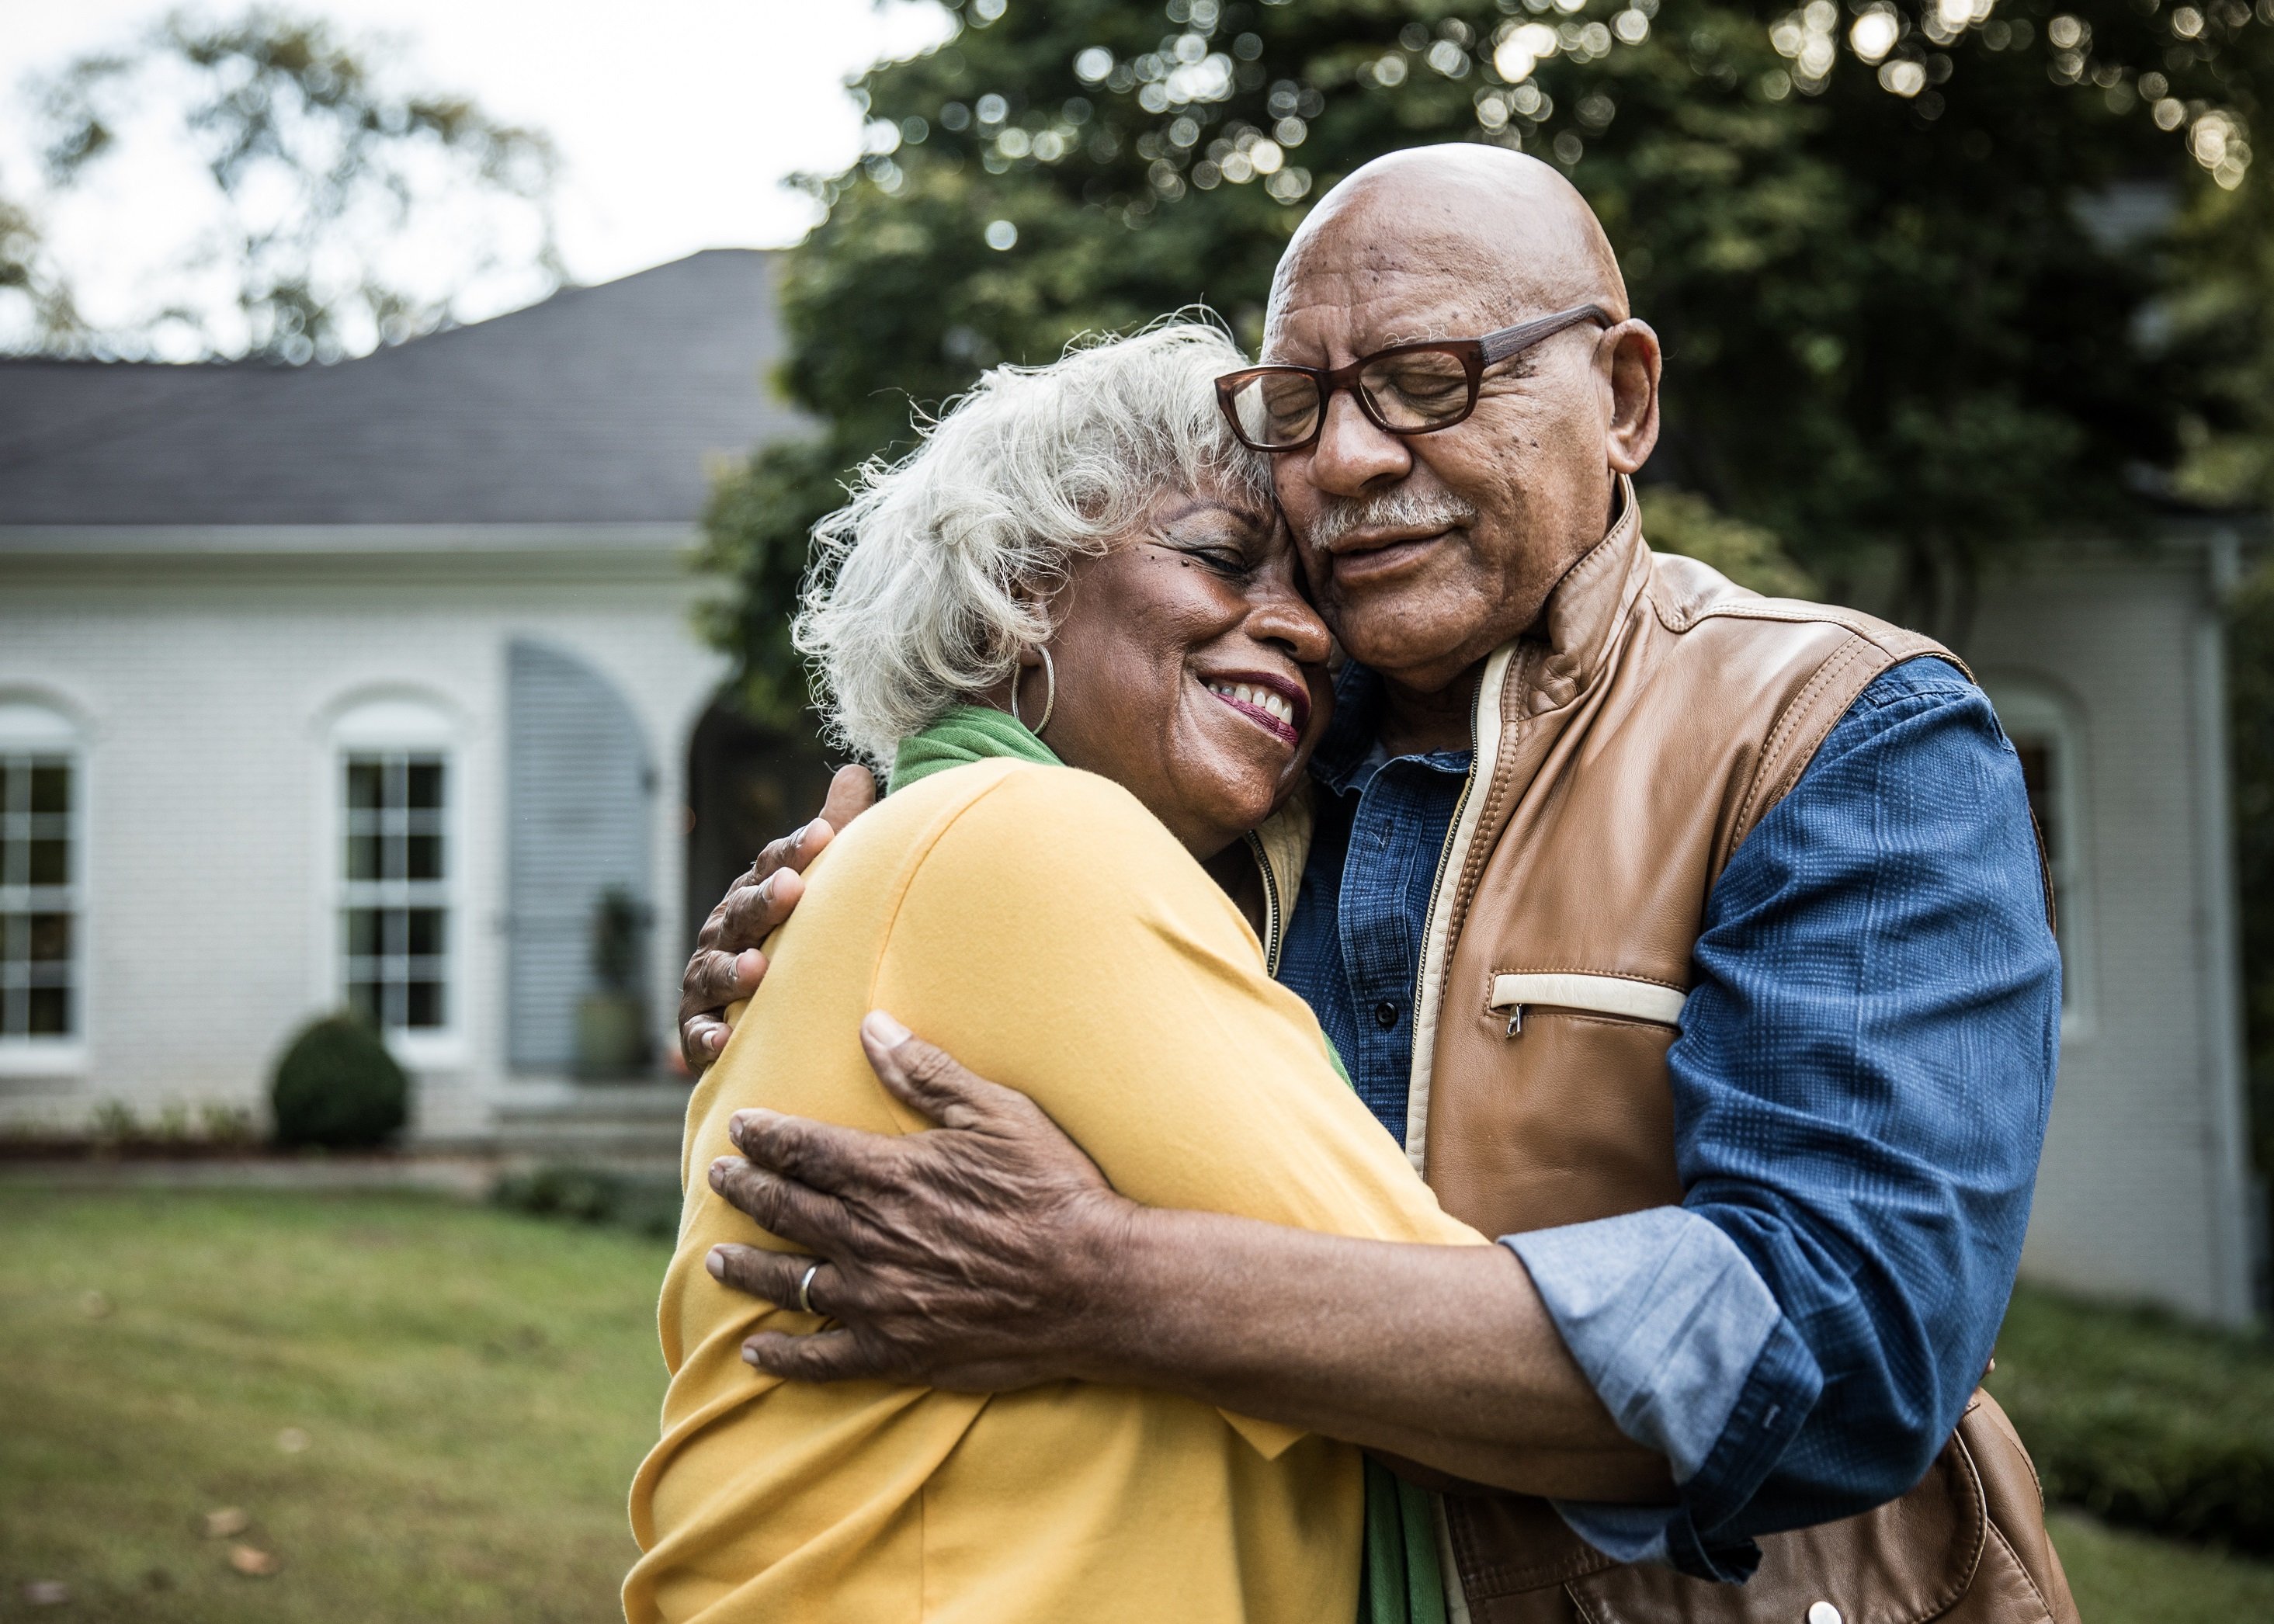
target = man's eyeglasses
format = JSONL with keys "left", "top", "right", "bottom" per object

{"left": 1213, "top": 303, "right": 1615, "bottom": 454}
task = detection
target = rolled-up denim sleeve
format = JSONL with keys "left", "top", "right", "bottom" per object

{"left": 1508, "top": 658, "right": 2062, "bottom": 1582}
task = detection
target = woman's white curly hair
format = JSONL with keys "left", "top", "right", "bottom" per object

{"left": 793, "top": 317, "right": 1274, "bottom": 766}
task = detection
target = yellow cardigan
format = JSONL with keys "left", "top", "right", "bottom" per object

{"left": 624, "top": 758, "right": 1484, "bottom": 1624}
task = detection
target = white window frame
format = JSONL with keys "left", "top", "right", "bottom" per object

{"left": 0, "top": 699, "right": 88, "bottom": 1075}
{"left": 326, "top": 697, "right": 463, "bottom": 1070}
{"left": 1983, "top": 675, "right": 2096, "bottom": 1037}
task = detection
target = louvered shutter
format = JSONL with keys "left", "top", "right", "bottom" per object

{"left": 506, "top": 639, "right": 654, "bottom": 1071}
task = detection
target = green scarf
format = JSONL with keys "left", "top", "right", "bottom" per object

{"left": 889, "top": 704, "right": 1060, "bottom": 792}
{"left": 888, "top": 703, "right": 1449, "bottom": 1624}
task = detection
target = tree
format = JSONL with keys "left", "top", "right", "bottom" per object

{"left": 20, "top": 7, "right": 561, "bottom": 362}
{"left": 0, "top": 197, "right": 77, "bottom": 345}
{"left": 703, "top": 0, "right": 2274, "bottom": 725}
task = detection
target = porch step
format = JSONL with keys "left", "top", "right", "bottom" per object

{"left": 492, "top": 1083, "right": 693, "bottom": 1174}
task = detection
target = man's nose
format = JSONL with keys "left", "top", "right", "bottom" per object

{"left": 1302, "top": 386, "right": 1412, "bottom": 499}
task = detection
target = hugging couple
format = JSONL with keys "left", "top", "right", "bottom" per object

{"left": 623, "top": 146, "right": 2078, "bottom": 1624}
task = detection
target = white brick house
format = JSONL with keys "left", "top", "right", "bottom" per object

{"left": 0, "top": 251, "right": 2258, "bottom": 1324}
{"left": 0, "top": 252, "right": 804, "bottom": 1149}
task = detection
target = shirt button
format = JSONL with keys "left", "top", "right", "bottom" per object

{"left": 1373, "top": 1001, "right": 1400, "bottom": 1029}
{"left": 1807, "top": 1604, "right": 1844, "bottom": 1624}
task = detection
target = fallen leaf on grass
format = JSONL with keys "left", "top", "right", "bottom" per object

{"left": 203, "top": 1506, "right": 250, "bottom": 1538}
{"left": 79, "top": 1289, "right": 112, "bottom": 1319}
{"left": 23, "top": 1580, "right": 69, "bottom": 1605}
{"left": 228, "top": 1544, "right": 281, "bottom": 1577}
{"left": 276, "top": 1426, "right": 310, "bottom": 1453}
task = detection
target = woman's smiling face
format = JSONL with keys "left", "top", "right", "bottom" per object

{"left": 1027, "top": 475, "right": 1334, "bottom": 859}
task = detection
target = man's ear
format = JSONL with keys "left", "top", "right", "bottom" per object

{"left": 1602, "top": 320, "right": 1662, "bottom": 476}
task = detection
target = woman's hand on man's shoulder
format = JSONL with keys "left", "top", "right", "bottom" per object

{"left": 677, "top": 764, "right": 878, "bottom": 1071}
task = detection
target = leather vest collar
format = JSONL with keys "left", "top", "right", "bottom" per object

{"left": 1519, "top": 472, "right": 1650, "bottom": 720}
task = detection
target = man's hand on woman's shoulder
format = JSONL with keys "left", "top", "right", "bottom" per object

{"left": 678, "top": 764, "right": 878, "bottom": 1071}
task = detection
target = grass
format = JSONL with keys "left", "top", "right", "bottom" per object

{"left": 2049, "top": 1511, "right": 2274, "bottom": 1622}
{"left": 0, "top": 1185, "right": 668, "bottom": 1622}
{"left": 2, "top": 1187, "right": 2272, "bottom": 1620}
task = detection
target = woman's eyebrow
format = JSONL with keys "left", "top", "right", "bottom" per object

{"left": 1150, "top": 503, "right": 1266, "bottom": 543}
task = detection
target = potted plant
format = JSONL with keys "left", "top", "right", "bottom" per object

{"left": 576, "top": 886, "right": 652, "bottom": 1079}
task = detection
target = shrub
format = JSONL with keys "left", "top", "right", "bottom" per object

{"left": 270, "top": 1013, "right": 408, "bottom": 1149}
{"left": 1991, "top": 1286, "right": 2274, "bottom": 1554}
{"left": 491, "top": 1165, "right": 681, "bottom": 1241}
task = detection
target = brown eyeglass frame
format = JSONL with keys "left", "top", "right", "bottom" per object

{"left": 1214, "top": 302, "right": 1616, "bottom": 453}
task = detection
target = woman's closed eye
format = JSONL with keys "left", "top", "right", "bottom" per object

{"left": 1150, "top": 535, "right": 1257, "bottom": 579}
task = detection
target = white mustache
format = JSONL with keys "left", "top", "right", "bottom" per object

{"left": 1303, "top": 488, "right": 1480, "bottom": 553}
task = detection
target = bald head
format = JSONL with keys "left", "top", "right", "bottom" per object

{"left": 1257, "top": 143, "right": 1661, "bottom": 703}
{"left": 1268, "top": 145, "right": 1627, "bottom": 355}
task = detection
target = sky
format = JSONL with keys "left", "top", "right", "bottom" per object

{"left": 0, "top": 0, "right": 954, "bottom": 349}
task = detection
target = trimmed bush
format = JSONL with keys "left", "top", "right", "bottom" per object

{"left": 491, "top": 1164, "right": 681, "bottom": 1241}
{"left": 271, "top": 1013, "right": 408, "bottom": 1148}
{"left": 1991, "top": 1286, "right": 2274, "bottom": 1554}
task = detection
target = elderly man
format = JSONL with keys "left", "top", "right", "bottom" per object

{"left": 675, "top": 147, "right": 2071, "bottom": 1615}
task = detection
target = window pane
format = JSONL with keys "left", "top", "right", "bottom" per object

{"left": 406, "top": 834, "right": 443, "bottom": 881}
{"left": 29, "top": 914, "right": 70, "bottom": 962}
{"left": 2014, "top": 741, "right": 2057, "bottom": 859}
{"left": 345, "top": 832, "right": 380, "bottom": 881}
{"left": 407, "top": 909, "right": 445, "bottom": 956}
{"left": 28, "top": 985, "right": 69, "bottom": 1036}
{"left": 345, "top": 908, "right": 380, "bottom": 957}
{"left": 406, "top": 979, "right": 444, "bottom": 1029}
{"left": 0, "top": 762, "right": 19, "bottom": 814}
{"left": 407, "top": 761, "right": 444, "bottom": 810}
{"left": 29, "top": 765, "right": 68, "bottom": 815}
{"left": 2, "top": 912, "right": 23, "bottom": 960}
{"left": 0, "top": 835, "right": 16, "bottom": 887}
{"left": 347, "top": 760, "right": 384, "bottom": 810}
{"left": 29, "top": 838, "right": 68, "bottom": 887}
{"left": 347, "top": 978, "right": 382, "bottom": 1026}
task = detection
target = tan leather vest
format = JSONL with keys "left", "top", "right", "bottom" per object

{"left": 1396, "top": 481, "right": 2078, "bottom": 1623}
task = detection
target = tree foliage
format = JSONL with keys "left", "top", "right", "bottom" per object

{"left": 21, "top": 7, "right": 561, "bottom": 361}
{"left": 704, "top": 0, "right": 2274, "bottom": 725}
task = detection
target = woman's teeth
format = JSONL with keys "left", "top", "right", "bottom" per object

{"left": 1206, "top": 681, "right": 1296, "bottom": 728}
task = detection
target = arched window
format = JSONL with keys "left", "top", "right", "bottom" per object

{"left": 0, "top": 700, "right": 81, "bottom": 1046}
{"left": 332, "top": 698, "right": 456, "bottom": 1036}
{"left": 1984, "top": 677, "right": 2093, "bottom": 1026}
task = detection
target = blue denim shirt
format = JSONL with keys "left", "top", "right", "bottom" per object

{"left": 1276, "top": 657, "right": 2060, "bottom": 1581}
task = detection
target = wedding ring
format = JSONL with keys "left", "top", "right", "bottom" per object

{"left": 797, "top": 1261, "right": 822, "bottom": 1316}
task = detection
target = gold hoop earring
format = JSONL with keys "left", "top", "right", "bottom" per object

{"left": 1009, "top": 647, "right": 1055, "bottom": 734}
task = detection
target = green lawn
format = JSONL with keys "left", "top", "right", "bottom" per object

{"left": 0, "top": 1186, "right": 668, "bottom": 1622}
{"left": 2, "top": 1185, "right": 2272, "bottom": 1621}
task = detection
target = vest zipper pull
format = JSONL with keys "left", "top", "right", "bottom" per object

{"left": 1505, "top": 1005, "right": 1524, "bottom": 1037}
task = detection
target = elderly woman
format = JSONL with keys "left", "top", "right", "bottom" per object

{"left": 623, "top": 324, "right": 1486, "bottom": 1624}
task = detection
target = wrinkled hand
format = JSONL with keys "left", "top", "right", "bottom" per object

{"left": 678, "top": 765, "right": 877, "bottom": 1071}
{"left": 704, "top": 1012, "right": 1138, "bottom": 1390}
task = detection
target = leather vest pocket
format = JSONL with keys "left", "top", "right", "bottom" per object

{"left": 1427, "top": 1008, "right": 1686, "bottom": 1238}
{"left": 1488, "top": 973, "right": 1689, "bottom": 1035}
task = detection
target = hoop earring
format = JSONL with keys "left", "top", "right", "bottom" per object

{"left": 1009, "top": 647, "right": 1056, "bottom": 735}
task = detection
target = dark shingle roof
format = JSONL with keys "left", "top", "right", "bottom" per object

{"left": 0, "top": 249, "right": 802, "bottom": 526}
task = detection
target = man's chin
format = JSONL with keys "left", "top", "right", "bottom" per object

{"left": 1327, "top": 602, "right": 1494, "bottom": 695}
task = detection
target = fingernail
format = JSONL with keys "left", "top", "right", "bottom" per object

{"left": 706, "top": 1247, "right": 727, "bottom": 1279}
{"left": 863, "top": 1009, "right": 911, "bottom": 1048}
{"left": 707, "top": 1028, "right": 726, "bottom": 1053}
{"left": 708, "top": 1158, "right": 729, "bottom": 1190}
